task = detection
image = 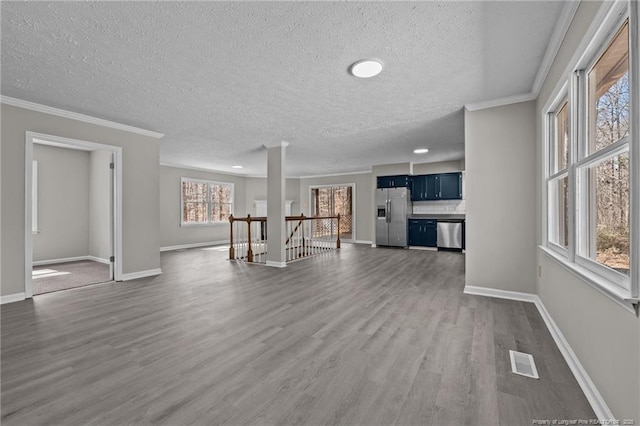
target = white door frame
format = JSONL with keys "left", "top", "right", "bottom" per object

{"left": 308, "top": 183, "right": 356, "bottom": 243}
{"left": 24, "top": 131, "right": 123, "bottom": 298}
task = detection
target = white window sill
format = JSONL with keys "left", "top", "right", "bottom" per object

{"left": 539, "top": 245, "right": 639, "bottom": 314}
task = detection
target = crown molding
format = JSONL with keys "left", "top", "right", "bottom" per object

{"left": 464, "top": 92, "right": 537, "bottom": 112}
{"left": 0, "top": 95, "right": 164, "bottom": 139}
{"left": 531, "top": 1, "right": 580, "bottom": 97}
{"left": 299, "top": 170, "right": 371, "bottom": 179}
{"left": 465, "top": 1, "right": 580, "bottom": 113}
{"left": 159, "top": 162, "right": 253, "bottom": 177}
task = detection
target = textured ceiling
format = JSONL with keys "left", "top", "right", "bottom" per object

{"left": 1, "top": 1, "right": 565, "bottom": 177}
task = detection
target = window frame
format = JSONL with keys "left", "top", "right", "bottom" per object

{"left": 546, "top": 88, "right": 571, "bottom": 257}
{"left": 180, "top": 177, "right": 234, "bottom": 227}
{"left": 542, "top": 0, "right": 639, "bottom": 305}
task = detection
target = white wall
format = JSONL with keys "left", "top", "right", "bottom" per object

{"left": 1, "top": 103, "right": 161, "bottom": 298}
{"left": 465, "top": 101, "right": 537, "bottom": 294}
{"left": 33, "top": 144, "right": 90, "bottom": 261}
{"left": 299, "top": 173, "right": 373, "bottom": 243}
{"left": 535, "top": 0, "right": 640, "bottom": 420}
{"left": 89, "top": 149, "right": 112, "bottom": 261}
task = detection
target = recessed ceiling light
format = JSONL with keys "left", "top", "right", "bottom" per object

{"left": 231, "top": 165, "right": 243, "bottom": 169}
{"left": 350, "top": 59, "right": 383, "bottom": 78}
{"left": 413, "top": 148, "right": 429, "bottom": 154}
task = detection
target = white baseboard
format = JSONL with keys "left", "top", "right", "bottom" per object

{"left": 409, "top": 246, "right": 438, "bottom": 251}
{"left": 87, "top": 256, "right": 110, "bottom": 265}
{"left": 160, "top": 240, "right": 229, "bottom": 252}
{"left": 353, "top": 240, "right": 373, "bottom": 245}
{"left": 120, "top": 268, "right": 162, "bottom": 281}
{"left": 464, "top": 284, "right": 613, "bottom": 421}
{"left": 33, "top": 256, "right": 89, "bottom": 266}
{"left": 1, "top": 293, "right": 26, "bottom": 304}
{"left": 463, "top": 285, "right": 538, "bottom": 303}
{"left": 265, "top": 261, "right": 287, "bottom": 268}
{"left": 533, "top": 296, "right": 614, "bottom": 421}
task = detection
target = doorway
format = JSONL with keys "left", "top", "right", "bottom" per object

{"left": 310, "top": 184, "right": 355, "bottom": 242}
{"left": 25, "top": 132, "right": 122, "bottom": 298}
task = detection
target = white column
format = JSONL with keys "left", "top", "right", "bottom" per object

{"left": 265, "top": 141, "right": 289, "bottom": 267}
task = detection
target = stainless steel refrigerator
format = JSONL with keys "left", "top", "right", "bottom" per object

{"left": 376, "top": 187, "right": 412, "bottom": 247}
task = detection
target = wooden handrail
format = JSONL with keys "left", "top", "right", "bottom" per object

{"left": 229, "top": 213, "right": 341, "bottom": 262}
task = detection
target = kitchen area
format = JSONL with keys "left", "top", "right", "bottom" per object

{"left": 375, "top": 172, "right": 465, "bottom": 252}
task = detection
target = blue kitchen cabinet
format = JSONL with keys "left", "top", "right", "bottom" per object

{"left": 439, "top": 172, "right": 462, "bottom": 200}
{"left": 425, "top": 175, "right": 440, "bottom": 200}
{"left": 411, "top": 175, "right": 438, "bottom": 200}
{"left": 408, "top": 220, "right": 425, "bottom": 246}
{"left": 408, "top": 219, "right": 437, "bottom": 247}
{"left": 411, "top": 172, "right": 462, "bottom": 200}
{"left": 411, "top": 176, "right": 425, "bottom": 201}
{"left": 377, "top": 175, "right": 410, "bottom": 188}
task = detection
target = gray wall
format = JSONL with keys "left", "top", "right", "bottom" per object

{"left": 1, "top": 103, "right": 161, "bottom": 297}
{"left": 245, "top": 177, "right": 301, "bottom": 216}
{"left": 89, "top": 150, "right": 112, "bottom": 261}
{"left": 535, "top": 0, "right": 640, "bottom": 419}
{"left": 33, "top": 144, "right": 90, "bottom": 261}
{"left": 159, "top": 165, "right": 247, "bottom": 248}
{"left": 465, "top": 101, "right": 537, "bottom": 294}
{"left": 413, "top": 159, "right": 464, "bottom": 174}
{"left": 299, "top": 173, "right": 373, "bottom": 243}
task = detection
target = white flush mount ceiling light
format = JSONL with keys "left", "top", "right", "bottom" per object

{"left": 413, "top": 148, "right": 429, "bottom": 154}
{"left": 231, "top": 165, "right": 243, "bottom": 169}
{"left": 350, "top": 59, "right": 383, "bottom": 78}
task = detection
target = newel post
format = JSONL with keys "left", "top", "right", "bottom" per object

{"left": 336, "top": 213, "right": 341, "bottom": 249}
{"left": 247, "top": 214, "right": 254, "bottom": 262}
{"left": 229, "top": 215, "right": 235, "bottom": 259}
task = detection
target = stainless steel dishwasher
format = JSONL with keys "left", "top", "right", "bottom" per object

{"left": 437, "top": 220, "right": 463, "bottom": 250}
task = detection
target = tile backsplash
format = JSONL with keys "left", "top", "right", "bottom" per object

{"left": 413, "top": 200, "right": 466, "bottom": 214}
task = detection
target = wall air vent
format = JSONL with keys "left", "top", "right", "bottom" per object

{"left": 509, "top": 350, "right": 539, "bottom": 379}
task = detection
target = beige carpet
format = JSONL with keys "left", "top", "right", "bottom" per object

{"left": 33, "top": 260, "right": 111, "bottom": 295}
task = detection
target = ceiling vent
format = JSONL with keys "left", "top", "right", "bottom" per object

{"left": 509, "top": 350, "right": 539, "bottom": 379}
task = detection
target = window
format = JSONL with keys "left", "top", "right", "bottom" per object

{"left": 181, "top": 178, "right": 233, "bottom": 225}
{"left": 310, "top": 185, "right": 354, "bottom": 240}
{"left": 577, "top": 19, "right": 630, "bottom": 285}
{"left": 548, "top": 99, "right": 570, "bottom": 249}
{"left": 544, "top": 6, "right": 637, "bottom": 300}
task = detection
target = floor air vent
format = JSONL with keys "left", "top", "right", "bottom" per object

{"left": 509, "top": 350, "right": 539, "bottom": 379}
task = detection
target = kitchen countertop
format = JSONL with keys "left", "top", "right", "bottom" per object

{"left": 408, "top": 214, "right": 466, "bottom": 220}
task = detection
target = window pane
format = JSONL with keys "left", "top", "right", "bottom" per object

{"left": 182, "top": 181, "right": 208, "bottom": 202}
{"left": 210, "top": 184, "right": 231, "bottom": 204}
{"left": 183, "top": 202, "right": 208, "bottom": 223}
{"left": 554, "top": 101, "right": 569, "bottom": 172}
{"left": 549, "top": 175, "right": 569, "bottom": 248}
{"left": 581, "top": 151, "right": 630, "bottom": 275}
{"left": 210, "top": 184, "right": 232, "bottom": 222}
{"left": 588, "top": 20, "right": 629, "bottom": 155}
{"left": 182, "top": 181, "right": 209, "bottom": 223}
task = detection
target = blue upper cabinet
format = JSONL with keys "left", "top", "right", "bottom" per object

{"left": 439, "top": 172, "right": 463, "bottom": 200}
{"left": 425, "top": 175, "right": 440, "bottom": 200}
{"left": 377, "top": 175, "right": 411, "bottom": 188}
{"left": 411, "top": 172, "right": 462, "bottom": 200}
{"left": 410, "top": 176, "right": 424, "bottom": 200}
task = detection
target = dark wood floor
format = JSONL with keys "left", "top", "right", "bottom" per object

{"left": 1, "top": 244, "right": 594, "bottom": 425}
